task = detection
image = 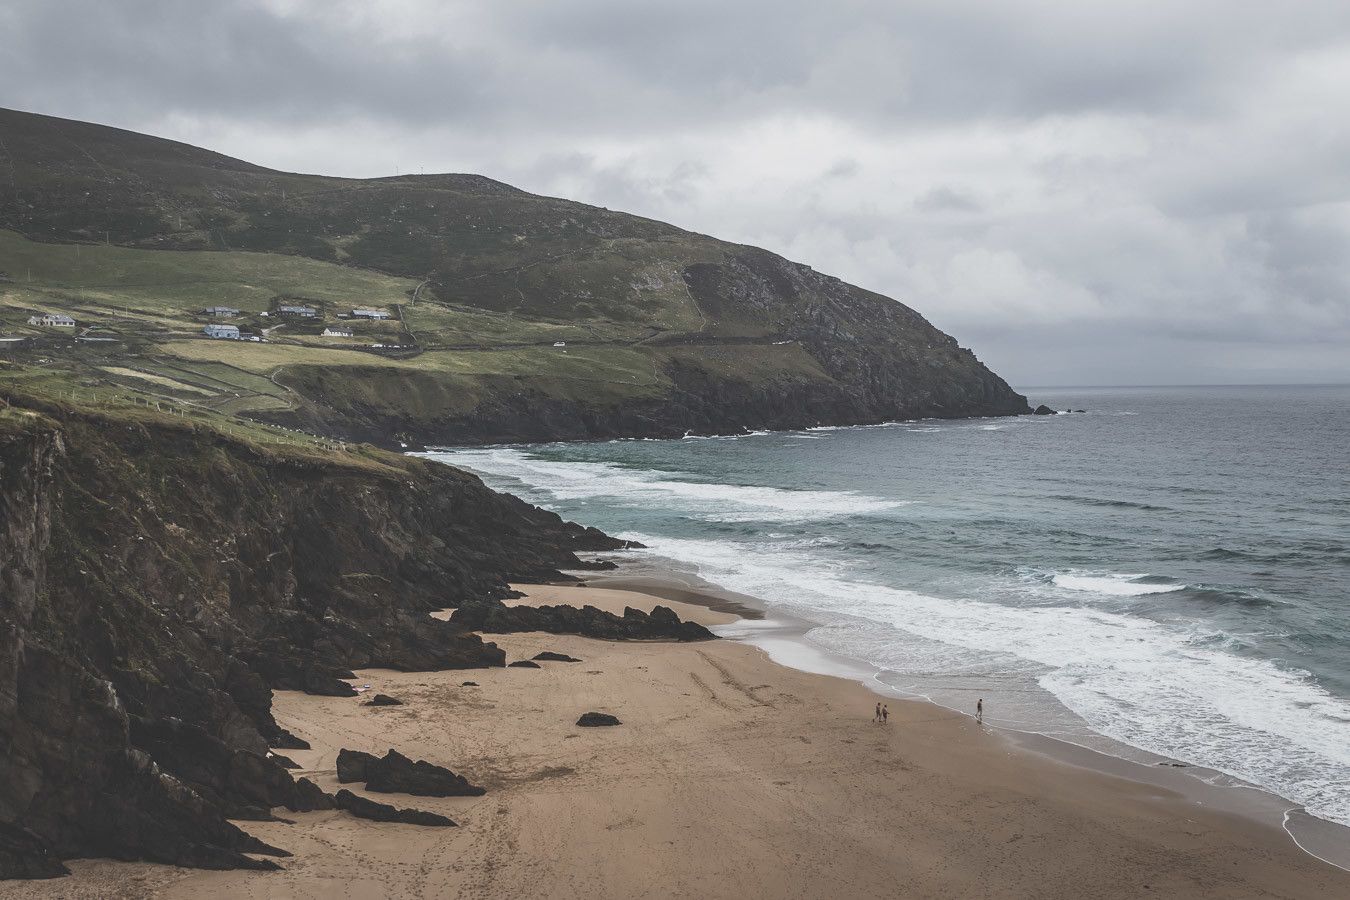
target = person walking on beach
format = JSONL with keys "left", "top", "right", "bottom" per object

{"left": 874, "top": 702, "right": 882, "bottom": 723}
{"left": 976, "top": 698, "right": 983, "bottom": 724}
{"left": 881, "top": 704, "right": 889, "bottom": 724}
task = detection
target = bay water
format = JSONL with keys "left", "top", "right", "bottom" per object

{"left": 422, "top": 385, "right": 1350, "bottom": 834}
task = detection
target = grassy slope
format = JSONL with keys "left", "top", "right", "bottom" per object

{"left": 0, "top": 107, "right": 1029, "bottom": 442}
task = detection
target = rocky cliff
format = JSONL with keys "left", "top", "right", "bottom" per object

{"left": 0, "top": 394, "right": 624, "bottom": 877}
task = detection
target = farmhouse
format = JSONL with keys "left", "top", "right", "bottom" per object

{"left": 204, "top": 306, "right": 241, "bottom": 317}
{"left": 28, "top": 313, "right": 76, "bottom": 327}
{"left": 203, "top": 323, "right": 241, "bottom": 340}
{"left": 322, "top": 327, "right": 354, "bottom": 337}
{"left": 351, "top": 307, "right": 392, "bottom": 320}
{"left": 277, "top": 304, "right": 318, "bottom": 317}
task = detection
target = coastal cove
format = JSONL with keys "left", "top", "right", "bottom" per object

{"left": 421, "top": 384, "right": 1350, "bottom": 874}
{"left": 5, "top": 581, "right": 1346, "bottom": 899}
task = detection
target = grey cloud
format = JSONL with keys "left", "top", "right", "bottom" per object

{"left": 914, "top": 187, "right": 981, "bottom": 213}
{"left": 3, "top": 0, "right": 1349, "bottom": 384}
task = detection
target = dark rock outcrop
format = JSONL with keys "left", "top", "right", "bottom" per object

{"left": 334, "top": 790, "right": 455, "bottom": 827}
{"left": 533, "top": 651, "right": 582, "bottom": 663}
{"left": 577, "top": 712, "right": 622, "bottom": 727}
{"left": 461, "top": 681, "right": 479, "bottom": 687}
{"left": 336, "top": 749, "right": 378, "bottom": 785}
{"left": 365, "top": 750, "right": 485, "bottom": 798}
{"left": 507, "top": 660, "right": 541, "bottom": 669}
{"left": 364, "top": 694, "right": 403, "bottom": 707}
{"left": 0, "top": 823, "right": 69, "bottom": 880}
{"left": 453, "top": 599, "right": 715, "bottom": 642}
{"left": 0, "top": 398, "right": 620, "bottom": 877}
{"left": 1033, "top": 404, "right": 1056, "bottom": 415}
{"left": 292, "top": 778, "right": 335, "bottom": 811}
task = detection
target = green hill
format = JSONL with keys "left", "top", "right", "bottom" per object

{"left": 0, "top": 106, "right": 1028, "bottom": 443}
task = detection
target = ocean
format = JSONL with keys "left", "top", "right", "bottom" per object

{"left": 421, "top": 385, "right": 1350, "bottom": 833}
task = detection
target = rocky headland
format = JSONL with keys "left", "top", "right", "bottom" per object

{"left": 0, "top": 391, "right": 660, "bottom": 877}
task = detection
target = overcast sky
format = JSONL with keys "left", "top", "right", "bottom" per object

{"left": 5, "top": 0, "right": 1350, "bottom": 385}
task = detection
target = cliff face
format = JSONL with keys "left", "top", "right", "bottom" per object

{"left": 0, "top": 396, "right": 623, "bottom": 876}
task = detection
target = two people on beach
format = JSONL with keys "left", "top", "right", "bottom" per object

{"left": 871, "top": 698, "right": 982, "bottom": 724}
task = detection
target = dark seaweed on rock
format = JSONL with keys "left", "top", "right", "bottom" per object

{"left": 453, "top": 598, "right": 716, "bottom": 642}
{"left": 0, "top": 396, "right": 619, "bottom": 878}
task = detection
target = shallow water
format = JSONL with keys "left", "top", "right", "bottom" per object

{"left": 421, "top": 385, "right": 1350, "bottom": 831}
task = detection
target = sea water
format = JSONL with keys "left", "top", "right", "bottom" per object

{"left": 421, "top": 385, "right": 1350, "bottom": 832}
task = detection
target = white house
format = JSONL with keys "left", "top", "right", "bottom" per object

{"left": 323, "top": 327, "right": 354, "bottom": 337}
{"left": 351, "top": 307, "right": 391, "bottom": 320}
{"left": 203, "top": 323, "right": 241, "bottom": 340}
{"left": 28, "top": 314, "right": 76, "bottom": 327}
{"left": 553, "top": 341, "right": 566, "bottom": 347}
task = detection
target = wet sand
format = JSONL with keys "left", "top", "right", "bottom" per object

{"left": 8, "top": 583, "right": 1349, "bottom": 899}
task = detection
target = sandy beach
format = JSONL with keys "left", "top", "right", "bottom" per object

{"left": 7, "top": 582, "right": 1348, "bottom": 899}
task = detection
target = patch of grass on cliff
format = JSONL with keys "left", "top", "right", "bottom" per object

{"left": 162, "top": 339, "right": 667, "bottom": 390}
{"left": 0, "top": 361, "right": 408, "bottom": 474}
{"left": 0, "top": 229, "right": 421, "bottom": 316}
{"left": 656, "top": 342, "right": 832, "bottom": 382}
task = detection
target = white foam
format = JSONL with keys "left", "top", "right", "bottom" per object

{"left": 616, "top": 532, "right": 1350, "bottom": 829}
{"left": 415, "top": 450, "right": 1350, "bottom": 830}
{"left": 420, "top": 448, "right": 906, "bottom": 523}
{"left": 1053, "top": 573, "right": 1186, "bottom": 596}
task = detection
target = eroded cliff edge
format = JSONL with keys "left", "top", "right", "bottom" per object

{"left": 0, "top": 394, "right": 623, "bottom": 877}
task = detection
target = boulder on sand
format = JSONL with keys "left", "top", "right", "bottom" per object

{"left": 364, "top": 694, "right": 403, "bottom": 707}
{"left": 508, "top": 660, "right": 541, "bottom": 668}
{"left": 334, "top": 790, "right": 455, "bottom": 827}
{"left": 533, "top": 651, "right": 582, "bottom": 662}
{"left": 577, "top": 712, "right": 622, "bottom": 727}
{"left": 336, "top": 748, "right": 378, "bottom": 784}
{"left": 341, "top": 749, "right": 486, "bottom": 797}
{"left": 0, "top": 822, "right": 70, "bottom": 879}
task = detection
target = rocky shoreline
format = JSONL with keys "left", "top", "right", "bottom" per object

{"left": 0, "top": 393, "right": 700, "bottom": 879}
